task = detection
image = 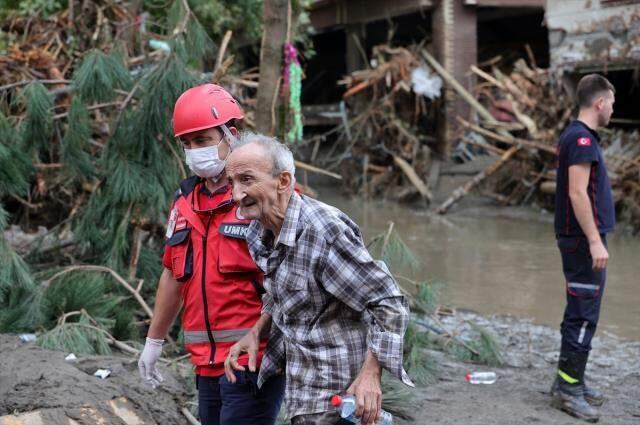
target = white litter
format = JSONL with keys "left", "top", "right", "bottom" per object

{"left": 19, "top": 333, "right": 37, "bottom": 342}
{"left": 93, "top": 369, "right": 112, "bottom": 379}
{"left": 411, "top": 65, "right": 443, "bottom": 100}
{"left": 65, "top": 353, "right": 78, "bottom": 362}
{"left": 149, "top": 39, "right": 171, "bottom": 52}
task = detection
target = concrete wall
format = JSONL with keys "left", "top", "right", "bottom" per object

{"left": 546, "top": 0, "right": 640, "bottom": 73}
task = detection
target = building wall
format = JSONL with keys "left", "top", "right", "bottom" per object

{"left": 546, "top": 0, "right": 640, "bottom": 73}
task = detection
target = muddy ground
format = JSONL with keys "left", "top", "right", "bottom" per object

{"left": 1, "top": 311, "right": 638, "bottom": 425}
{"left": 0, "top": 334, "right": 194, "bottom": 424}
{"left": 395, "top": 312, "right": 640, "bottom": 425}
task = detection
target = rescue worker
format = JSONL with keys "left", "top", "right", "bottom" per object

{"left": 551, "top": 74, "right": 616, "bottom": 423}
{"left": 137, "top": 84, "right": 284, "bottom": 425}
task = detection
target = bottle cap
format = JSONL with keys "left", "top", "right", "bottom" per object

{"left": 465, "top": 373, "right": 471, "bottom": 382}
{"left": 330, "top": 395, "right": 342, "bottom": 407}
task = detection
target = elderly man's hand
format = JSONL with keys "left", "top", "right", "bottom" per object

{"left": 224, "top": 329, "right": 259, "bottom": 383}
{"left": 346, "top": 352, "right": 382, "bottom": 425}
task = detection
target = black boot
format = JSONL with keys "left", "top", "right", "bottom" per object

{"left": 551, "top": 379, "right": 600, "bottom": 423}
{"left": 550, "top": 348, "right": 600, "bottom": 422}
{"left": 550, "top": 377, "right": 605, "bottom": 407}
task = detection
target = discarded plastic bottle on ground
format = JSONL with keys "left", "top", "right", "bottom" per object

{"left": 331, "top": 395, "right": 393, "bottom": 424}
{"left": 465, "top": 371, "right": 497, "bottom": 384}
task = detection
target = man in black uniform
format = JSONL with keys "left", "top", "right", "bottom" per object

{"left": 551, "top": 74, "right": 616, "bottom": 423}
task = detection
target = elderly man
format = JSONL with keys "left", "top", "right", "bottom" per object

{"left": 224, "top": 132, "right": 413, "bottom": 425}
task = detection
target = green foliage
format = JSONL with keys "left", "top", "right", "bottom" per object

{"left": 0, "top": 0, "right": 63, "bottom": 19}
{"left": 21, "top": 82, "right": 53, "bottom": 156}
{"left": 170, "top": 1, "right": 214, "bottom": 66}
{"left": 0, "top": 113, "right": 32, "bottom": 197}
{"left": 381, "top": 373, "right": 416, "bottom": 420}
{"left": 189, "top": 0, "right": 264, "bottom": 47}
{"left": 411, "top": 280, "right": 444, "bottom": 316}
{"left": 0, "top": 30, "right": 16, "bottom": 55}
{"left": 0, "top": 285, "right": 43, "bottom": 332}
{"left": 0, "top": 0, "right": 313, "bottom": 359}
{"left": 0, "top": 205, "right": 7, "bottom": 231}
{"left": 403, "top": 322, "right": 438, "bottom": 386}
{"left": 139, "top": 56, "right": 198, "bottom": 140}
{"left": 466, "top": 322, "right": 504, "bottom": 367}
{"left": 368, "top": 224, "right": 419, "bottom": 272}
{"left": 136, "top": 245, "right": 163, "bottom": 295}
{"left": 61, "top": 98, "right": 95, "bottom": 179}
{"left": 72, "top": 50, "right": 132, "bottom": 103}
{"left": 0, "top": 238, "right": 40, "bottom": 333}
{"left": 0, "top": 240, "right": 35, "bottom": 292}
{"left": 111, "top": 306, "right": 138, "bottom": 342}
{"left": 41, "top": 272, "right": 122, "bottom": 326}
{"left": 446, "top": 322, "right": 504, "bottom": 367}
{"left": 38, "top": 311, "right": 112, "bottom": 355}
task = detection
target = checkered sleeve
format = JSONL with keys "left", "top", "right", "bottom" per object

{"left": 321, "top": 225, "right": 414, "bottom": 386}
{"left": 261, "top": 292, "right": 274, "bottom": 315}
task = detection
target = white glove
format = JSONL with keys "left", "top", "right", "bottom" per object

{"left": 138, "top": 337, "right": 164, "bottom": 388}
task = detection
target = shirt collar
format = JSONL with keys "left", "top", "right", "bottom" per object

{"left": 574, "top": 120, "right": 601, "bottom": 141}
{"left": 274, "top": 191, "right": 302, "bottom": 248}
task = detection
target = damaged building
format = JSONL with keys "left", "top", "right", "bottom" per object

{"left": 546, "top": 0, "right": 640, "bottom": 127}
{"left": 304, "top": 0, "right": 548, "bottom": 156}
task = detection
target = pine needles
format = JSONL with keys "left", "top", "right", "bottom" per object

{"left": 0, "top": 0, "right": 241, "bottom": 360}
{"left": 368, "top": 221, "right": 419, "bottom": 271}
{"left": 0, "top": 113, "right": 32, "bottom": 196}
{"left": 38, "top": 310, "right": 112, "bottom": 355}
{"left": 61, "top": 98, "right": 95, "bottom": 179}
{"left": 20, "top": 82, "right": 53, "bottom": 156}
{"left": 72, "top": 50, "right": 132, "bottom": 103}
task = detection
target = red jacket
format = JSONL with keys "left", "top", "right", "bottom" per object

{"left": 163, "top": 177, "right": 266, "bottom": 376}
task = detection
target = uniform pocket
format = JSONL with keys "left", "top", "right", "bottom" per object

{"left": 217, "top": 223, "right": 260, "bottom": 274}
{"left": 167, "top": 228, "right": 193, "bottom": 282}
{"left": 566, "top": 281, "right": 602, "bottom": 299}
{"left": 558, "top": 236, "right": 605, "bottom": 299}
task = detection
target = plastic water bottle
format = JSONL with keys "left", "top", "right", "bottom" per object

{"left": 465, "top": 371, "right": 497, "bottom": 384}
{"left": 331, "top": 395, "right": 393, "bottom": 424}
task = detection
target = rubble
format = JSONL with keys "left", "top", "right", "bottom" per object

{"left": 312, "top": 44, "right": 437, "bottom": 203}
{"left": 440, "top": 58, "right": 640, "bottom": 232}
{"left": 309, "top": 42, "right": 640, "bottom": 232}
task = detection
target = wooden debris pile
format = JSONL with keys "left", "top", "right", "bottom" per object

{"left": 313, "top": 44, "right": 438, "bottom": 203}
{"left": 0, "top": 2, "right": 139, "bottom": 88}
{"left": 436, "top": 58, "right": 640, "bottom": 232}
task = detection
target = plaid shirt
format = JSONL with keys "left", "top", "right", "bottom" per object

{"left": 250, "top": 192, "right": 414, "bottom": 418}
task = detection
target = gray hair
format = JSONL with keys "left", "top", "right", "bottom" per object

{"left": 232, "top": 131, "right": 296, "bottom": 180}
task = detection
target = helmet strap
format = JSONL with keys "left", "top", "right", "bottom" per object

{"left": 220, "top": 124, "right": 239, "bottom": 148}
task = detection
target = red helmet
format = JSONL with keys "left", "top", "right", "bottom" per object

{"left": 172, "top": 84, "right": 244, "bottom": 137}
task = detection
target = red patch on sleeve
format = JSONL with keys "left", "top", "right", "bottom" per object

{"left": 577, "top": 137, "right": 591, "bottom": 147}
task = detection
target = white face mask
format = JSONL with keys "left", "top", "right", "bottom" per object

{"left": 184, "top": 145, "right": 225, "bottom": 180}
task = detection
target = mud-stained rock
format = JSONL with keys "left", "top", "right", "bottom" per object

{"left": 0, "top": 334, "right": 193, "bottom": 424}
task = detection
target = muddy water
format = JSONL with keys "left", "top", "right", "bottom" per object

{"left": 319, "top": 191, "right": 640, "bottom": 340}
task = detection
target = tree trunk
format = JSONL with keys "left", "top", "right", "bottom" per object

{"left": 255, "top": 0, "right": 289, "bottom": 136}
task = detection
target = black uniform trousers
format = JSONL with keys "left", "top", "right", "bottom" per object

{"left": 556, "top": 234, "right": 607, "bottom": 382}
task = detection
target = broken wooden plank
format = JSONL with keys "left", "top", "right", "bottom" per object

{"left": 436, "top": 146, "right": 521, "bottom": 214}
{"left": 294, "top": 160, "right": 342, "bottom": 180}
{"left": 421, "top": 50, "right": 501, "bottom": 127}
{"left": 457, "top": 117, "right": 556, "bottom": 155}
{"left": 393, "top": 155, "right": 432, "bottom": 202}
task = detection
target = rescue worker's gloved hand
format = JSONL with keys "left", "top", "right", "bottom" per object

{"left": 138, "top": 337, "right": 164, "bottom": 388}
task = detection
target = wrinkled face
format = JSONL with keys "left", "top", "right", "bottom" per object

{"left": 596, "top": 90, "right": 615, "bottom": 127}
{"left": 179, "top": 127, "right": 230, "bottom": 159}
{"left": 226, "top": 143, "right": 280, "bottom": 221}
